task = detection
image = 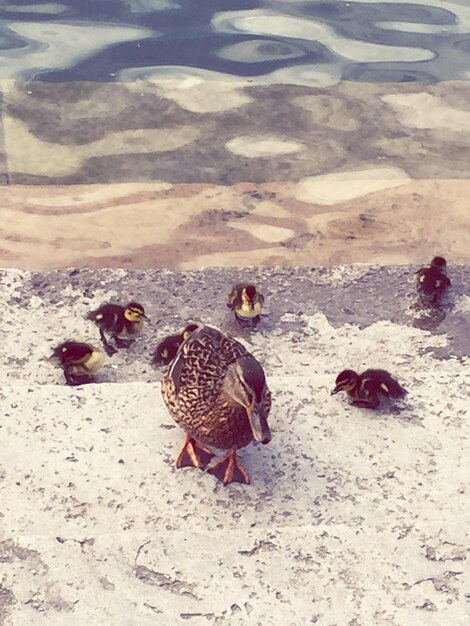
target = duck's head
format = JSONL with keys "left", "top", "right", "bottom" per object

{"left": 331, "top": 369, "right": 358, "bottom": 395}
{"left": 430, "top": 256, "right": 447, "bottom": 270}
{"left": 224, "top": 355, "right": 271, "bottom": 445}
{"left": 124, "top": 302, "right": 149, "bottom": 323}
{"left": 241, "top": 285, "right": 258, "bottom": 309}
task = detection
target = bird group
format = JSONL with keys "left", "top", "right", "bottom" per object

{"left": 50, "top": 257, "right": 451, "bottom": 486}
{"left": 51, "top": 301, "right": 148, "bottom": 385}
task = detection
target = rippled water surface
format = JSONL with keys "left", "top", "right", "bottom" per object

{"left": 1, "top": 0, "right": 470, "bottom": 82}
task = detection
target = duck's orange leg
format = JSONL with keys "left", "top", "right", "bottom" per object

{"left": 208, "top": 449, "right": 250, "bottom": 485}
{"left": 176, "top": 436, "right": 215, "bottom": 470}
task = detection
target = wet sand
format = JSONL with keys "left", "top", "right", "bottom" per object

{"left": 1, "top": 177, "right": 468, "bottom": 270}
{"left": 1, "top": 80, "right": 469, "bottom": 270}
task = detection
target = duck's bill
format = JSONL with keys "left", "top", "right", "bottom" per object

{"left": 247, "top": 405, "right": 271, "bottom": 445}
{"left": 142, "top": 314, "right": 150, "bottom": 321}
{"left": 331, "top": 387, "right": 340, "bottom": 395}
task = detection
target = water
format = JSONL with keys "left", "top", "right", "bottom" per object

{"left": 1, "top": 0, "right": 470, "bottom": 83}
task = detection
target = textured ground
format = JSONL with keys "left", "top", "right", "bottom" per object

{"left": 1, "top": 266, "right": 469, "bottom": 625}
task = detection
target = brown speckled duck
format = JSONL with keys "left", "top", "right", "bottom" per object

{"left": 227, "top": 283, "right": 264, "bottom": 327}
{"left": 416, "top": 256, "right": 451, "bottom": 306}
{"left": 50, "top": 341, "right": 105, "bottom": 385}
{"left": 331, "top": 369, "right": 407, "bottom": 409}
{"left": 87, "top": 302, "right": 149, "bottom": 356}
{"left": 161, "top": 324, "right": 271, "bottom": 485}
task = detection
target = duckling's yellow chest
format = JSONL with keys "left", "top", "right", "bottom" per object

{"left": 124, "top": 320, "right": 144, "bottom": 335}
{"left": 238, "top": 301, "right": 262, "bottom": 318}
{"left": 84, "top": 350, "right": 105, "bottom": 373}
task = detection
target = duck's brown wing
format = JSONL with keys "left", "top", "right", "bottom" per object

{"left": 167, "top": 325, "right": 249, "bottom": 400}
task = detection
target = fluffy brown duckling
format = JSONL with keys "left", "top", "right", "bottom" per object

{"left": 50, "top": 341, "right": 105, "bottom": 385}
{"left": 152, "top": 323, "right": 199, "bottom": 366}
{"left": 87, "top": 302, "right": 149, "bottom": 356}
{"left": 331, "top": 368, "right": 407, "bottom": 409}
{"left": 227, "top": 283, "right": 264, "bottom": 328}
{"left": 161, "top": 324, "right": 272, "bottom": 485}
{"left": 416, "top": 256, "right": 451, "bottom": 306}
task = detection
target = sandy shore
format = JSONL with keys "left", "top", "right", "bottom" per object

{"left": 1, "top": 177, "right": 468, "bottom": 270}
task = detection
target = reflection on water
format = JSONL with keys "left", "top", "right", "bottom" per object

{"left": 0, "top": 0, "right": 470, "bottom": 82}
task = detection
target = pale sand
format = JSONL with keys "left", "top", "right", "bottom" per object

{"left": 0, "top": 178, "right": 468, "bottom": 270}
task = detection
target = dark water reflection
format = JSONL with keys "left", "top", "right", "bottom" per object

{"left": 0, "top": 0, "right": 469, "bottom": 82}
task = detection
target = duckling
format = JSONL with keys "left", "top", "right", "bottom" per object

{"left": 152, "top": 323, "right": 199, "bottom": 366}
{"left": 227, "top": 283, "right": 264, "bottom": 327}
{"left": 416, "top": 256, "right": 451, "bottom": 306}
{"left": 50, "top": 341, "right": 105, "bottom": 385}
{"left": 87, "top": 302, "right": 149, "bottom": 356}
{"left": 331, "top": 368, "right": 407, "bottom": 409}
{"left": 161, "top": 324, "right": 271, "bottom": 485}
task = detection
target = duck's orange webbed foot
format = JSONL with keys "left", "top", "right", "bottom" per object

{"left": 208, "top": 449, "right": 251, "bottom": 485}
{"left": 176, "top": 436, "right": 215, "bottom": 470}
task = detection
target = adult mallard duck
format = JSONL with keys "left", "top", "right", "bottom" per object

{"left": 50, "top": 341, "right": 105, "bottom": 385}
{"left": 331, "top": 368, "right": 407, "bottom": 409}
{"left": 416, "top": 256, "right": 451, "bottom": 306}
{"left": 87, "top": 301, "right": 149, "bottom": 356}
{"left": 227, "top": 283, "right": 264, "bottom": 328}
{"left": 161, "top": 324, "right": 272, "bottom": 485}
